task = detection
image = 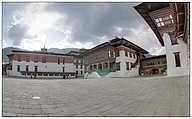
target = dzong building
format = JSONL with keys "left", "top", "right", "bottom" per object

{"left": 7, "top": 47, "right": 76, "bottom": 78}
{"left": 134, "top": 2, "right": 190, "bottom": 76}
{"left": 83, "top": 37, "right": 149, "bottom": 78}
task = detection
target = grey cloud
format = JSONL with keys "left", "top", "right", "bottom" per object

{"left": 8, "top": 24, "right": 36, "bottom": 46}
{"left": 45, "top": 3, "right": 148, "bottom": 46}
{"left": 112, "top": 25, "right": 161, "bottom": 52}
{"left": 6, "top": 3, "right": 162, "bottom": 54}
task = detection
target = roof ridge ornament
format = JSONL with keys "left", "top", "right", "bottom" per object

{"left": 41, "top": 45, "right": 47, "bottom": 52}
{"left": 109, "top": 36, "right": 120, "bottom": 42}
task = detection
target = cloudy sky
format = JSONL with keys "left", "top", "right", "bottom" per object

{"left": 3, "top": 2, "right": 165, "bottom": 55}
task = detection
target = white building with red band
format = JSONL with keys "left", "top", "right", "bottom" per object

{"left": 7, "top": 49, "right": 76, "bottom": 78}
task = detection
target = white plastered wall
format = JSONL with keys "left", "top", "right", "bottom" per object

{"left": 74, "top": 59, "right": 84, "bottom": 77}
{"left": 7, "top": 60, "right": 76, "bottom": 78}
{"left": 163, "top": 33, "right": 189, "bottom": 76}
{"left": 106, "top": 46, "right": 139, "bottom": 78}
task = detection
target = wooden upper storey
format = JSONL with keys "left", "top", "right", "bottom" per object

{"left": 84, "top": 45, "right": 116, "bottom": 65}
{"left": 134, "top": 2, "right": 189, "bottom": 46}
{"left": 141, "top": 55, "right": 167, "bottom": 68}
{"left": 82, "top": 37, "right": 148, "bottom": 56}
{"left": 83, "top": 37, "right": 146, "bottom": 65}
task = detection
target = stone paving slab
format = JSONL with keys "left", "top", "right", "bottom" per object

{"left": 2, "top": 75, "right": 189, "bottom": 117}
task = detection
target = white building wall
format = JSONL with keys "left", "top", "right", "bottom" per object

{"left": 75, "top": 65, "right": 84, "bottom": 76}
{"left": 163, "top": 33, "right": 189, "bottom": 76}
{"left": 74, "top": 59, "right": 84, "bottom": 77}
{"left": 108, "top": 46, "right": 139, "bottom": 78}
{"left": 7, "top": 60, "right": 76, "bottom": 77}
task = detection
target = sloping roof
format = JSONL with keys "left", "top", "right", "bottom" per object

{"left": 68, "top": 51, "right": 80, "bottom": 55}
{"left": 10, "top": 50, "right": 73, "bottom": 56}
{"left": 67, "top": 49, "right": 89, "bottom": 56}
{"left": 134, "top": 2, "right": 188, "bottom": 46}
{"left": 141, "top": 54, "right": 166, "bottom": 61}
{"left": 110, "top": 37, "right": 148, "bottom": 54}
{"left": 82, "top": 37, "right": 149, "bottom": 55}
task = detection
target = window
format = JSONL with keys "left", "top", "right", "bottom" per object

{"left": 133, "top": 54, "right": 135, "bottom": 59}
{"left": 174, "top": 52, "right": 181, "bottom": 67}
{"left": 90, "top": 65, "right": 93, "bottom": 70}
{"left": 171, "top": 38, "right": 178, "bottom": 45}
{"left": 154, "top": 14, "right": 174, "bottom": 27}
{"left": 98, "top": 64, "right": 102, "bottom": 70}
{"left": 8, "top": 65, "right": 12, "bottom": 70}
{"left": 94, "top": 65, "right": 97, "bottom": 69}
{"left": 18, "top": 55, "right": 21, "bottom": 62}
{"left": 34, "top": 66, "right": 38, "bottom": 72}
{"left": 126, "top": 62, "right": 129, "bottom": 70}
{"left": 76, "top": 65, "right": 78, "bottom": 69}
{"left": 17, "top": 65, "right": 20, "bottom": 72}
{"left": 49, "top": 73, "right": 52, "bottom": 76}
{"left": 81, "top": 71, "right": 83, "bottom": 75}
{"left": 116, "top": 62, "right": 120, "bottom": 71}
{"left": 125, "top": 51, "right": 128, "bottom": 57}
{"left": 63, "top": 67, "right": 65, "bottom": 72}
{"left": 80, "top": 65, "right": 83, "bottom": 69}
{"left": 26, "top": 56, "right": 30, "bottom": 62}
{"left": 63, "top": 58, "right": 65, "bottom": 64}
{"left": 26, "top": 65, "right": 29, "bottom": 72}
{"left": 104, "top": 63, "right": 108, "bottom": 69}
{"left": 42, "top": 56, "right": 46, "bottom": 63}
{"left": 76, "top": 71, "right": 78, "bottom": 74}
{"left": 131, "top": 63, "right": 133, "bottom": 69}
{"left": 34, "top": 56, "right": 38, "bottom": 62}
{"left": 58, "top": 57, "right": 60, "bottom": 64}
{"left": 38, "top": 73, "right": 42, "bottom": 76}
{"left": 130, "top": 53, "right": 132, "bottom": 58}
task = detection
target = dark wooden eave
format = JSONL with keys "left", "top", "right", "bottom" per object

{"left": 109, "top": 38, "right": 149, "bottom": 54}
{"left": 183, "top": 3, "right": 190, "bottom": 43}
{"left": 82, "top": 37, "right": 149, "bottom": 56}
{"left": 134, "top": 2, "right": 189, "bottom": 46}
{"left": 134, "top": 2, "right": 169, "bottom": 46}
{"left": 172, "top": 2, "right": 189, "bottom": 43}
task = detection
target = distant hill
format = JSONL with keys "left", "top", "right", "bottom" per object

{"left": 2, "top": 47, "right": 80, "bottom": 63}
{"left": 144, "top": 53, "right": 153, "bottom": 58}
{"left": 48, "top": 48, "right": 79, "bottom": 54}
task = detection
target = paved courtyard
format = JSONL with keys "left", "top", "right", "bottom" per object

{"left": 3, "top": 75, "right": 189, "bottom": 117}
